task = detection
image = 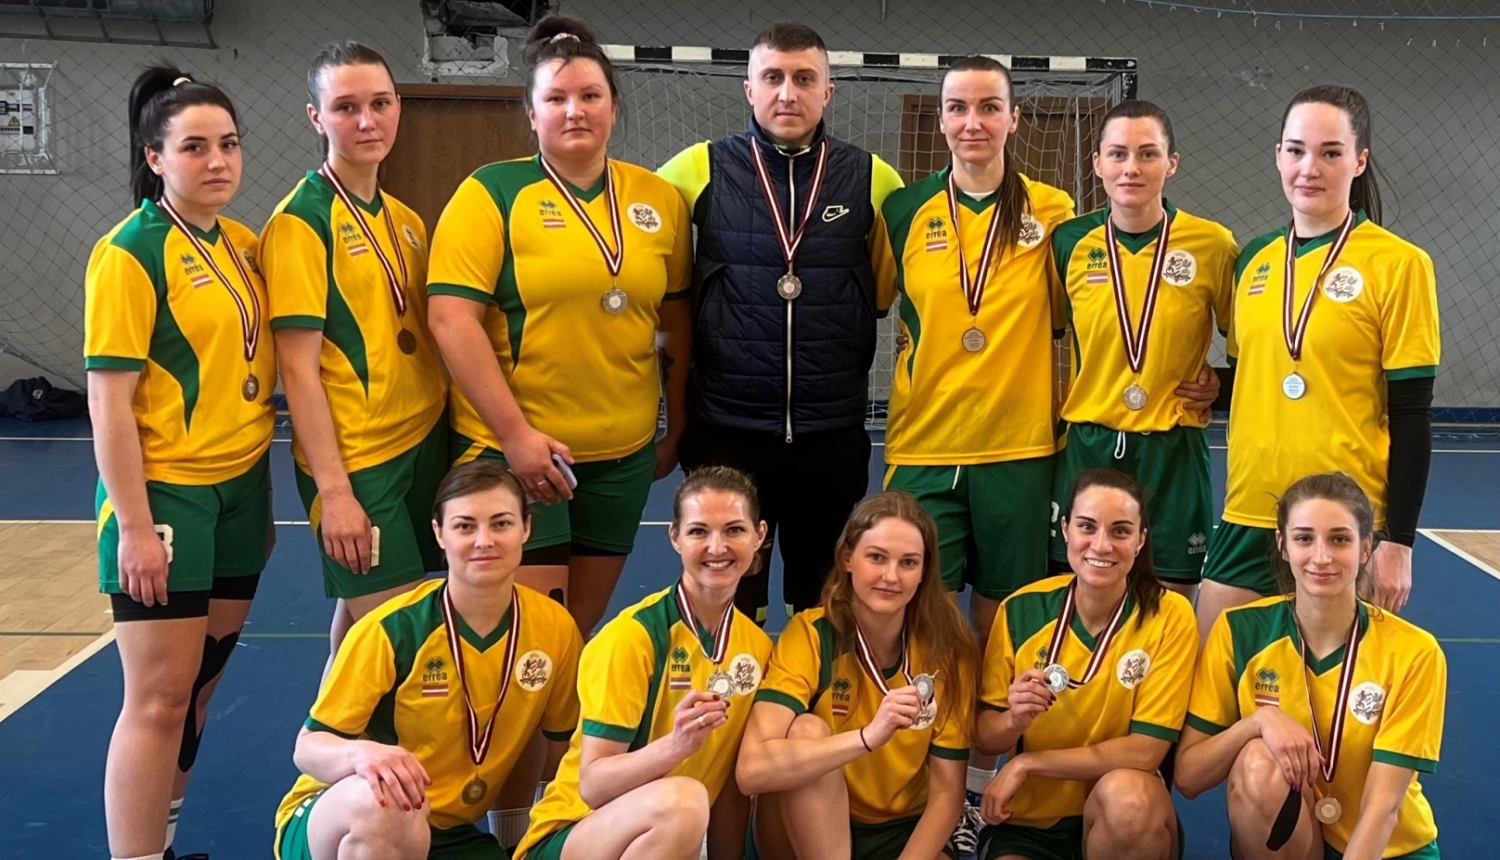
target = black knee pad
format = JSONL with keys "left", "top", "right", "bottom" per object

{"left": 177, "top": 631, "right": 239, "bottom": 772}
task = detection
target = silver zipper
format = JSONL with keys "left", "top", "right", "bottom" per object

{"left": 784, "top": 150, "right": 797, "bottom": 443}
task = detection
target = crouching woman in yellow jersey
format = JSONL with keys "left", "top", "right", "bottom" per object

{"left": 1049, "top": 99, "right": 1235, "bottom": 600}
{"left": 428, "top": 15, "right": 692, "bottom": 636}
{"left": 976, "top": 469, "right": 1198, "bottom": 860}
{"left": 738, "top": 491, "right": 979, "bottom": 860}
{"left": 87, "top": 66, "right": 275, "bottom": 860}
{"left": 263, "top": 42, "right": 449, "bottom": 657}
{"left": 516, "top": 467, "right": 774, "bottom": 860}
{"left": 274, "top": 462, "right": 583, "bottom": 860}
{"left": 1176, "top": 473, "right": 1446, "bottom": 860}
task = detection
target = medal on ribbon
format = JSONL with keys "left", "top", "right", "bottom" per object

{"left": 1040, "top": 578, "right": 1130, "bottom": 694}
{"left": 539, "top": 156, "right": 628, "bottom": 314}
{"left": 318, "top": 164, "right": 416, "bottom": 354}
{"left": 1298, "top": 607, "right": 1364, "bottom": 825}
{"left": 749, "top": 139, "right": 829, "bottom": 301}
{"left": 944, "top": 171, "right": 1006, "bottom": 353}
{"left": 1104, "top": 208, "right": 1173, "bottom": 411}
{"left": 1280, "top": 212, "right": 1355, "bottom": 400}
{"left": 441, "top": 584, "right": 521, "bottom": 806}
{"left": 675, "top": 581, "right": 736, "bottom": 698}
{"left": 158, "top": 197, "right": 262, "bottom": 401}
{"left": 853, "top": 621, "right": 935, "bottom": 729}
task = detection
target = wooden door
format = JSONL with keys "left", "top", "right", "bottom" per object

{"left": 380, "top": 84, "right": 533, "bottom": 232}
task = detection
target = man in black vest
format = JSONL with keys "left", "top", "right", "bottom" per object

{"left": 659, "top": 23, "right": 903, "bottom": 625}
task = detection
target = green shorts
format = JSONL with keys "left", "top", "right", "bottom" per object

{"left": 1201, "top": 520, "right": 1282, "bottom": 596}
{"left": 979, "top": 813, "right": 1184, "bottom": 860}
{"left": 885, "top": 455, "right": 1054, "bottom": 600}
{"left": 1049, "top": 423, "right": 1212, "bottom": 583}
{"left": 518, "top": 821, "right": 574, "bottom": 860}
{"left": 746, "top": 812, "right": 955, "bottom": 860}
{"left": 296, "top": 416, "right": 449, "bottom": 599}
{"left": 1324, "top": 840, "right": 1439, "bottom": 860}
{"left": 275, "top": 788, "right": 507, "bottom": 860}
{"left": 452, "top": 434, "right": 654, "bottom": 554}
{"left": 97, "top": 451, "right": 272, "bottom": 594}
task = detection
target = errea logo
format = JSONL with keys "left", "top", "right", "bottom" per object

{"left": 422, "top": 657, "right": 447, "bottom": 683}
{"left": 1188, "top": 532, "right": 1207, "bottom": 555}
{"left": 1087, "top": 248, "right": 1107, "bottom": 270}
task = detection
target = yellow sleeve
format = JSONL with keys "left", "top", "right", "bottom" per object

{"left": 541, "top": 620, "right": 584, "bottom": 741}
{"left": 1128, "top": 598, "right": 1199, "bottom": 742}
{"left": 1212, "top": 232, "right": 1239, "bottom": 337}
{"left": 1185, "top": 611, "right": 1241, "bottom": 735}
{"left": 869, "top": 205, "right": 899, "bottom": 314}
{"left": 657, "top": 142, "right": 711, "bottom": 220}
{"left": 664, "top": 188, "right": 694, "bottom": 298}
{"left": 427, "top": 176, "right": 507, "bottom": 305}
{"left": 1371, "top": 638, "right": 1445, "bottom": 774}
{"left": 261, "top": 211, "right": 330, "bottom": 330}
{"left": 754, "top": 614, "right": 822, "bottom": 714}
{"left": 869, "top": 154, "right": 904, "bottom": 212}
{"left": 979, "top": 602, "right": 1018, "bottom": 711}
{"left": 84, "top": 238, "right": 158, "bottom": 371}
{"left": 578, "top": 617, "right": 655, "bottom": 743}
{"left": 1045, "top": 191, "right": 1077, "bottom": 335}
{"left": 930, "top": 672, "right": 973, "bottom": 757}
{"left": 1380, "top": 249, "right": 1441, "bottom": 378}
{"left": 305, "top": 612, "right": 398, "bottom": 737}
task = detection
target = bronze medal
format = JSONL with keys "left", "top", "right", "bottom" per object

{"left": 397, "top": 328, "right": 417, "bottom": 355}
{"left": 461, "top": 776, "right": 488, "bottom": 805}
{"left": 242, "top": 373, "right": 259, "bottom": 402}
{"left": 776, "top": 273, "right": 803, "bottom": 300}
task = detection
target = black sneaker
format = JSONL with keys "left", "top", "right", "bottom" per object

{"left": 164, "top": 848, "right": 209, "bottom": 860}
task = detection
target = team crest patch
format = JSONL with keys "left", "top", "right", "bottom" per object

{"left": 727, "top": 653, "right": 762, "bottom": 695}
{"left": 1162, "top": 249, "right": 1197, "bottom": 286}
{"left": 515, "top": 649, "right": 553, "bottom": 692}
{"left": 628, "top": 203, "right": 661, "bottom": 233}
{"left": 912, "top": 697, "right": 937, "bottom": 731}
{"left": 1116, "top": 649, "right": 1151, "bottom": 689}
{"left": 1349, "top": 681, "right": 1386, "bottom": 725}
{"left": 402, "top": 224, "right": 423, "bottom": 250}
{"left": 1323, "top": 267, "right": 1364, "bottom": 302}
{"left": 241, "top": 249, "right": 260, "bottom": 275}
{"left": 1017, "top": 213, "right": 1045, "bottom": 249}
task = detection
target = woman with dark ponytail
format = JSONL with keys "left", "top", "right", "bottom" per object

{"left": 973, "top": 469, "right": 1197, "bottom": 860}
{"left": 86, "top": 66, "right": 274, "bottom": 860}
{"left": 427, "top": 14, "right": 693, "bottom": 639}
{"left": 1199, "top": 85, "right": 1440, "bottom": 636}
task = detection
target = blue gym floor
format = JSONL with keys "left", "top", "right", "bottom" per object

{"left": 1, "top": 417, "right": 1496, "bottom": 859}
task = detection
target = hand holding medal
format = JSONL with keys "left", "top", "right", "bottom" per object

{"left": 669, "top": 690, "right": 729, "bottom": 758}
{"left": 1004, "top": 668, "right": 1058, "bottom": 731}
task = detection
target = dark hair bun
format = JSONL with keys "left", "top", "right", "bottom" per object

{"left": 523, "top": 14, "right": 600, "bottom": 67}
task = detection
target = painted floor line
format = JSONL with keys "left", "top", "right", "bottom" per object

{"left": 0, "top": 628, "right": 116, "bottom": 724}
{"left": 1420, "top": 528, "right": 1500, "bottom": 584}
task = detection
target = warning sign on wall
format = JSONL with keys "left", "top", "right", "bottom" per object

{"left": 0, "top": 65, "right": 53, "bottom": 174}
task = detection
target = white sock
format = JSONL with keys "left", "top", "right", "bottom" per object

{"left": 966, "top": 765, "right": 997, "bottom": 796}
{"left": 488, "top": 808, "right": 531, "bottom": 850}
{"left": 163, "top": 798, "right": 183, "bottom": 851}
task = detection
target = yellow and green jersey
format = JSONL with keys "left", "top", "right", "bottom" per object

{"left": 755, "top": 608, "right": 970, "bottom": 824}
{"left": 1225, "top": 215, "right": 1440, "bottom": 528}
{"left": 1052, "top": 203, "right": 1236, "bottom": 432}
{"left": 429, "top": 156, "right": 691, "bottom": 462}
{"left": 275, "top": 580, "right": 582, "bottom": 833}
{"left": 517, "top": 583, "right": 772, "bottom": 857}
{"left": 84, "top": 201, "right": 275, "bottom": 485}
{"left": 262, "top": 171, "right": 446, "bottom": 473}
{"left": 980, "top": 575, "right": 1197, "bottom": 827}
{"left": 1189, "top": 597, "right": 1444, "bottom": 856}
{"left": 877, "top": 169, "right": 1076, "bottom": 465}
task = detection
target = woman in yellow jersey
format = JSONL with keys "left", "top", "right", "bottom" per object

{"left": 262, "top": 42, "right": 449, "bottom": 658}
{"left": 1049, "top": 99, "right": 1233, "bottom": 602}
{"left": 975, "top": 469, "right": 1197, "bottom": 860}
{"left": 86, "top": 67, "right": 276, "bottom": 860}
{"left": 1177, "top": 473, "right": 1445, "bottom": 860}
{"left": 738, "top": 491, "right": 979, "bottom": 860}
{"left": 428, "top": 15, "right": 692, "bottom": 636}
{"left": 274, "top": 462, "right": 583, "bottom": 860}
{"left": 1199, "top": 85, "right": 1440, "bottom": 635}
{"left": 516, "top": 467, "right": 774, "bottom": 860}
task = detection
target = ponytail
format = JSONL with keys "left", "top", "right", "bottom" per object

{"left": 127, "top": 65, "right": 239, "bottom": 204}
{"left": 1282, "top": 84, "right": 1383, "bottom": 226}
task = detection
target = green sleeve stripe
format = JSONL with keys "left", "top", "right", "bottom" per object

{"left": 428, "top": 283, "right": 496, "bottom": 305}
{"left": 305, "top": 717, "right": 360, "bottom": 739}
{"left": 1226, "top": 355, "right": 1238, "bottom": 368}
{"left": 582, "top": 720, "right": 636, "bottom": 743}
{"left": 978, "top": 702, "right": 1008, "bottom": 713}
{"left": 271, "top": 314, "right": 326, "bottom": 331}
{"left": 542, "top": 727, "right": 575, "bottom": 742}
{"left": 1372, "top": 750, "right": 1438, "bottom": 774}
{"left": 1130, "top": 720, "right": 1181, "bottom": 742}
{"left": 662, "top": 289, "right": 694, "bottom": 301}
{"left": 1385, "top": 365, "right": 1437, "bottom": 381}
{"left": 929, "top": 744, "right": 970, "bottom": 761}
{"left": 1234, "top": 229, "right": 1283, "bottom": 282}
{"left": 753, "top": 689, "right": 807, "bottom": 715}
{"left": 1185, "top": 713, "right": 1227, "bottom": 736}
{"left": 84, "top": 356, "right": 146, "bottom": 371}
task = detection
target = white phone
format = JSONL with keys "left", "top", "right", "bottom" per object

{"left": 552, "top": 453, "right": 579, "bottom": 490}
{"left": 369, "top": 525, "right": 381, "bottom": 568}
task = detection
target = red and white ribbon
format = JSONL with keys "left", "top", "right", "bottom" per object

{"left": 749, "top": 140, "right": 829, "bottom": 273}
{"left": 1104, "top": 209, "right": 1172, "bottom": 374}
{"left": 158, "top": 197, "right": 260, "bottom": 365}
{"left": 1282, "top": 211, "right": 1355, "bottom": 362}
{"left": 318, "top": 163, "right": 409, "bottom": 319}
{"left": 441, "top": 585, "right": 521, "bottom": 767}
{"left": 539, "top": 156, "right": 623, "bottom": 279}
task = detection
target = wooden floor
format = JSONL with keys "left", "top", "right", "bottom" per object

{"left": 1427, "top": 529, "right": 1500, "bottom": 579}
{"left": 0, "top": 522, "right": 112, "bottom": 720}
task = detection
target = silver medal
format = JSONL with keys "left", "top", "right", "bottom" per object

{"left": 777, "top": 272, "right": 803, "bottom": 300}
{"left": 707, "top": 671, "right": 735, "bottom": 699}
{"left": 1315, "top": 796, "right": 1342, "bottom": 825}
{"left": 912, "top": 673, "right": 935, "bottom": 703}
{"left": 1123, "top": 383, "right": 1148, "bottom": 411}
{"left": 961, "top": 327, "right": 986, "bottom": 352}
{"left": 1282, "top": 371, "right": 1307, "bottom": 400}
{"left": 601, "top": 287, "right": 628, "bottom": 314}
{"left": 1042, "top": 662, "right": 1070, "bottom": 694}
